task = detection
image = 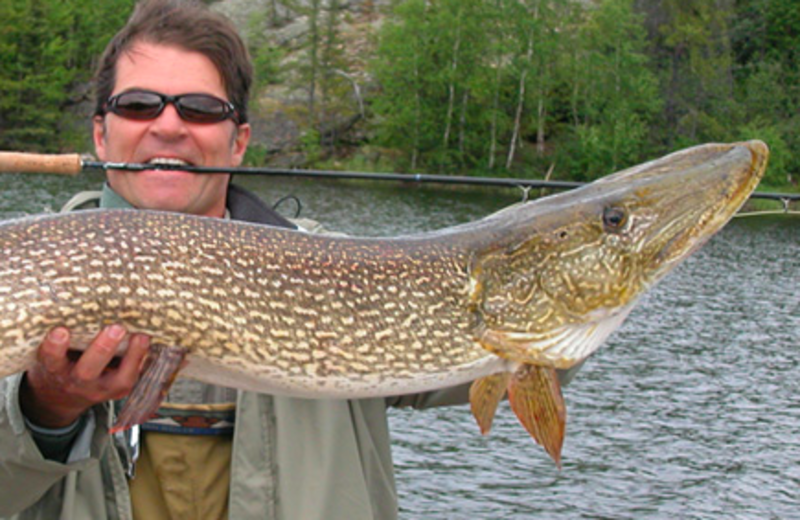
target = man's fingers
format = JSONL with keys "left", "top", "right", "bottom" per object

{"left": 22, "top": 326, "right": 150, "bottom": 428}
{"left": 72, "top": 324, "right": 127, "bottom": 382}
{"left": 37, "top": 327, "right": 71, "bottom": 374}
{"left": 114, "top": 333, "right": 151, "bottom": 393}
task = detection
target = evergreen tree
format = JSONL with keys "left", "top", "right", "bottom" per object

{"left": 0, "top": 0, "right": 134, "bottom": 152}
{"left": 646, "top": 0, "right": 736, "bottom": 147}
{"left": 730, "top": 0, "right": 799, "bottom": 186}
{"left": 277, "top": 0, "right": 353, "bottom": 157}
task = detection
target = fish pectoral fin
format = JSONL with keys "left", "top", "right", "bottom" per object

{"left": 477, "top": 304, "right": 636, "bottom": 368}
{"left": 469, "top": 372, "right": 511, "bottom": 435}
{"left": 507, "top": 364, "right": 566, "bottom": 469}
{"left": 110, "top": 344, "right": 188, "bottom": 434}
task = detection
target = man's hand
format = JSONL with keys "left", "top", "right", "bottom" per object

{"left": 19, "top": 325, "right": 151, "bottom": 429}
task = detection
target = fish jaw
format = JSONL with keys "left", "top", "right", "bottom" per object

{"left": 627, "top": 140, "right": 767, "bottom": 281}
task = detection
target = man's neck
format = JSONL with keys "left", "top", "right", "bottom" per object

{"left": 100, "top": 183, "right": 228, "bottom": 218}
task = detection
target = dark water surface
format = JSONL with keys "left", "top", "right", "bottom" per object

{"left": 1, "top": 172, "right": 797, "bottom": 519}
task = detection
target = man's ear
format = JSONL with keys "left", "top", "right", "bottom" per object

{"left": 231, "top": 123, "right": 251, "bottom": 166}
{"left": 93, "top": 116, "right": 108, "bottom": 161}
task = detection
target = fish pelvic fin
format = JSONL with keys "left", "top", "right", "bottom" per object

{"left": 469, "top": 372, "right": 510, "bottom": 435}
{"left": 110, "top": 344, "right": 187, "bottom": 434}
{"left": 507, "top": 364, "right": 566, "bottom": 468}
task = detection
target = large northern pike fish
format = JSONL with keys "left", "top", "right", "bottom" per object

{"left": 0, "top": 141, "right": 767, "bottom": 465}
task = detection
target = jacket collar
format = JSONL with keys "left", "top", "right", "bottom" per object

{"left": 99, "top": 182, "right": 297, "bottom": 230}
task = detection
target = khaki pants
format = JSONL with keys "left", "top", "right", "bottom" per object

{"left": 130, "top": 432, "right": 232, "bottom": 520}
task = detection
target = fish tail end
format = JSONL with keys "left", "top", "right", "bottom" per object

{"left": 110, "top": 344, "right": 187, "bottom": 433}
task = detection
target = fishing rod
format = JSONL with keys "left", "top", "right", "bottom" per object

{"left": 0, "top": 151, "right": 582, "bottom": 190}
{"left": 0, "top": 151, "right": 797, "bottom": 203}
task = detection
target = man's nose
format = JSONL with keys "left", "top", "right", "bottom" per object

{"left": 148, "top": 102, "right": 188, "bottom": 137}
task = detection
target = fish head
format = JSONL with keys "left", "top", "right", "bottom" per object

{"left": 471, "top": 140, "right": 768, "bottom": 367}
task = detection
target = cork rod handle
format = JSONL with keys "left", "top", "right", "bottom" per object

{"left": 0, "top": 152, "right": 83, "bottom": 176}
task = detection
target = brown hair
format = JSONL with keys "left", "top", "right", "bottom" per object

{"left": 94, "top": 0, "right": 252, "bottom": 123}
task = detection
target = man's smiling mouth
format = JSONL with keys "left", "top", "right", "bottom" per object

{"left": 146, "top": 157, "right": 191, "bottom": 167}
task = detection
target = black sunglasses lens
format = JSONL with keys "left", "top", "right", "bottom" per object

{"left": 112, "top": 91, "right": 164, "bottom": 119}
{"left": 177, "top": 95, "right": 231, "bottom": 123}
{"left": 107, "top": 91, "right": 235, "bottom": 123}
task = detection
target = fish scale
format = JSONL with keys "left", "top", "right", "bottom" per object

{"left": 0, "top": 140, "right": 768, "bottom": 464}
{"left": 0, "top": 210, "right": 491, "bottom": 393}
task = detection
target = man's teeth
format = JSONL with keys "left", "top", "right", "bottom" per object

{"left": 147, "top": 158, "right": 189, "bottom": 165}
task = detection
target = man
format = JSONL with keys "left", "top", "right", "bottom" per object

{"left": 1, "top": 1, "right": 422, "bottom": 518}
{"left": 0, "top": 1, "right": 580, "bottom": 518}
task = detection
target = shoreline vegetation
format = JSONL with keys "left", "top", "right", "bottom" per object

{"left": 0, "top": 0, "right": 797, "bottom": 192}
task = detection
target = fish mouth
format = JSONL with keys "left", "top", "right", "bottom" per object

{"left": 643, "top": 140, "right": 768, "bottom": 274}
{"left": 734, "top": 140, "right": 769, "bottom": 205}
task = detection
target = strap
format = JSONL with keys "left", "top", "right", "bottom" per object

{"left": 60, "top": 190, "right": 102, "bottom": 212}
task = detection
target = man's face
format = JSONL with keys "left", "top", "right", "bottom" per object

{"left": 94, "top": 41, "right": 250, "bottom": 217}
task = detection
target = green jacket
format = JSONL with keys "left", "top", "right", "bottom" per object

{"left": 0, "top": 184, "right": 478, "bottom": 520}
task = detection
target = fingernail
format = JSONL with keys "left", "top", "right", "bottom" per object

{"left": 48, "top": 328, "right": 68, "bottom": 343}
{"left": 108, "top": 325, "right": 126, "bottom": 340}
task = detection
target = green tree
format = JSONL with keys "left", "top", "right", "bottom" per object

{"left": 646, "top": 0, "right": 736, "bottom": 148}
{"left": 317, "top": 0, "right": 357, "bottom": 152}
{"left": 372, "top": 0, "right": 497, "bottom": 172}
{"left": 0, "top": 0, "right": 134, "bottom": 152}
{"left": 1, "top": 0, "right": 76, "bottom": 150}
{"left": 371, "top": 0, "right": 433, "bottom": 170}
{"left": 566, "top": 0, "right": 661, "bottom": 178}
{"left": 278, "top": 0, "right": 355, "bottom": 157}
{"left": 484, "top": 0, "right": 516, "bottom": 170}
{"left": 428, "top": 0, "right": 493, "bottom": 169}
{"left": 502, "top": 0, "right": 570, "bottom": 169}
{"left": 245, "top": 5, "right": 284, "bottom": 91}
{"left": 730, "top": 0, "right": 799, "bottom": 186}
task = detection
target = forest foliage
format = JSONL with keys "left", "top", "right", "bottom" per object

{"left": 0, "top": 0, "right": 797, "bottom": 188}
{"left": 0, "top": 0, "right": 132, "bottom": 151}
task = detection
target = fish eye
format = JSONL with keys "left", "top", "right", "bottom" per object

{"left": 602, "top": 207, "right": 627, "bottom": 231}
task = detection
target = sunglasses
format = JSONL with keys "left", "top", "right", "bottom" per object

{"left": 104, "top": 89, "right": 239, "bottom": 124}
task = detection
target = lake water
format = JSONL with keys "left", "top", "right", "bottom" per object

{"left": 1, "top": 171, "right": 797, "bottom": 519}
